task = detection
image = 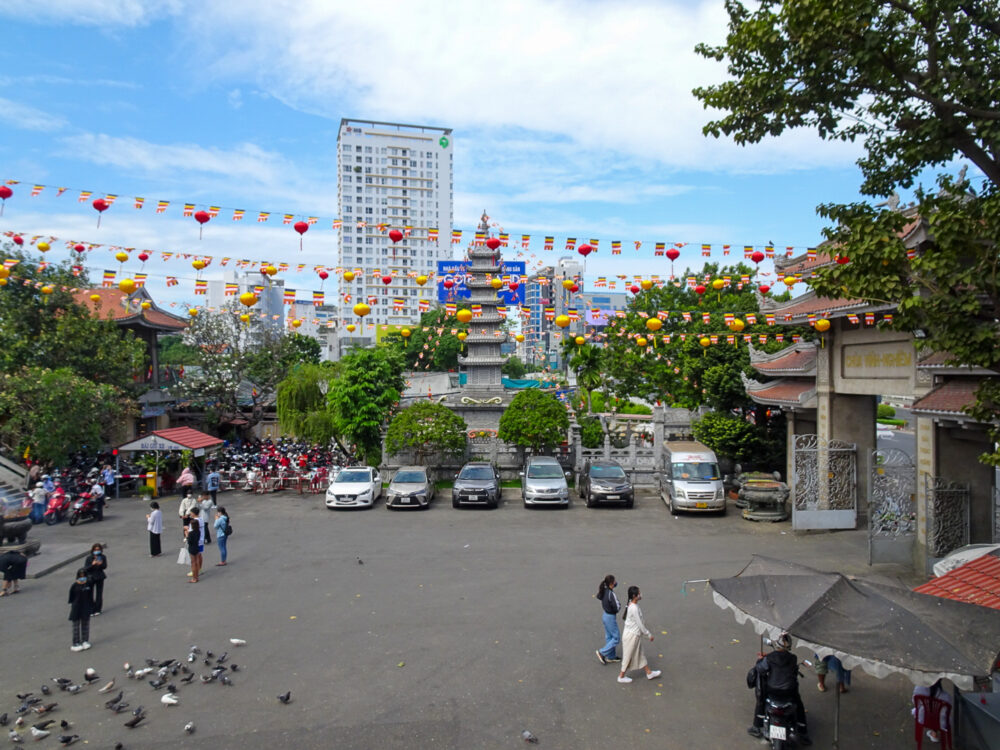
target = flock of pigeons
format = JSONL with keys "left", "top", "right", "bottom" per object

{"left": 3, "top": 638, "right": 292, "bottom": 746}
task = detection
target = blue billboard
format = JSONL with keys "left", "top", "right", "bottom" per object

{"left": 436, "top": 260, "right": 526, "bottom": 305}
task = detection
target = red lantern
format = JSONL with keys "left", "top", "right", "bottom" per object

{"left": 74, "top": 243, "right": 85, "bottom": 254}
{"left": 294, "top": 220, "right": 309, "bottom": 250}
{"left": 629, "top": 284, "right": 640, "bottom": 295}
{"left": 751, "top": 250, "right": 765, "bottom": 264}
{"left": 578, "top": 243, "right": 593, "bottom": 257}
{"left": 758, "top": 284, "right": 771, "bottom": 295}
{"left": 666, "top": 248, "right": 680, "bottom": 262}
{"left": 318, "top": 270, "right": 329, "bottom": 281}
{"left": 194, "top": 210, "right": 211, "bottom": 239}
{"left": 137, "top": 252, "right": 150, "bottom": 263}
{"left": 92, "top": 198, "right": 109, "bottom": 228}
{"left": 569, "top": 283, "right": 579, "bottom": 293}
{"left": 694, "top": 284, "right": 706, "bottom": 296}
{"left": 836, "top": 255, "right": 850, "bottom": 264}
{"left": 382, "top": 274, "right": 392, "bottom": 286}
{"left": 0, "top": 184, "right": 11, "bottom": 216}
{"left": 443, "top": 279, "right": 455, "bottom": 290}
{"left": 388, "top": 229, "right": 403, "bottom": 243}
{"left": 486, "top": 237, "right": 501, "bottom": 251}
{"left": 508, "top": 281, "right": 519, "bottom": 292}
{"left": 12, "top": 235, "right": 23, "bottom": 246}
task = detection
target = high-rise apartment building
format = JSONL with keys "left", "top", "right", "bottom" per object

{"left": 337, "top": 119, "right": 453, "bottom": 340}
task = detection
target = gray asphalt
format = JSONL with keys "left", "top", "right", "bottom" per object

{"left": 2, "top": 489, "right": 923, "bottom": 749}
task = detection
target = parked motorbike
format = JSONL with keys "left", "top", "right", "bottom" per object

{"left": 68, "top": 493, "right": 100, "bottom": 526}
{"left": 43, "top": 489, "right": 72, "bottom": 525}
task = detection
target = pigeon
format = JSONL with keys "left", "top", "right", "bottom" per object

{"left": 160, "top": 693, "right": 179, "bottom": 707}
{"left": 57, "top": 736, "right": 79, "bottom": 746}
{"left": 205, "top": 651, "right": 213, "bottom": 658}
{"left": 215, "top": 652, "right": 228, "bottom": 664}
{"left": 39, "top": 686, "right": 50, "bottom": 696}
{"left": 186, "top": 654, "right": 196, "bottom": 663}
{"left": 123, "top": 714, "right": 145, "bottom": 729}
{"left": 157, "top": 659, "right": 174, "bottom": 668}
{"left": 179, "top": 673, "right": 195, "bottom": 684}
{"left": 122, "top": 662, "right": 131, "bottom": 672}
{"left": 220, "top": 676, "right": 233, "bottom": 687}
{"left": 521, "top": 729, "right": 539, "bottom": 744}
{"left": 199, "top": 675, "right": 214, "bottom": 684}
{"left": 114, "top": 743, "right": 123, "bottom": 750}
{"left": 98, "top": 680, "right": 116, "bottom": 694}
{"left": 104, "top": 692, "right": 123, "bottom": 708}
{"left": 109, "top": 703, "right": 129, "bottom": 714}
{"left": 83, "top": 669, "right": 99, "bottom": 683}
{"left": 8, "top": 729, "right": 23, "bottom": 743}
{"left": 66, "top": 685, "right": 81, "bottom": 695}
{"left": 229, "top": 664, "right": 239, "bottom": 672}
{"left": 131, "top": 707, "right": 144, "bottom": 718}
{"left": 183, "top": 722, "right": 195, "bottom": 734}
{"left": 170, "top": 665, "right": 179, "bottom": 676}
{"left": 31, "top": 721, "right": 55, "bottom": 731}
{"left": 125, "top": 669, "right": 135, "bottom": 680}
{"left": 51, "top": 679, "right": 71, "bottom": 688}
{"left": 179, "top": 665, "right": 191, "bottom": 675}
{"left": 16, "top": 693, "right": 33, "bottom": 701}
{"left": 133, "top": 668, "right": 153, "bottom": 679}
{"left": 14, "top": 718, "right": 24, "bottom": 728}
{"left": 165, "top": 684, "right": 178, "bottom": 694}
{"left": 32, "top": 704, "right": 58, "bottom": 716}
{"left": 24, "top": 698, "right": 41, "bottom": 708}
{"left": 203, "top": 659, "right": 212, "bottom": 667}
{"left": 189, "top": 646, "right": 201, "bottom": 655}
{"left": 0, "top": 713, "right": 7, "bottom": 726}
{"left": 15, "top": 705, "right": 30, "bottom": 716}
{"left": 59, "top": 721, "right": 70, "bottom": 730}
{"left": 229, "top": 638, "right": 246, "bottom": 647}
{"left": 29, "top": 726, "right": 50, "bottom": 740}
{"left": 277, "top": 691, "right": 291, "bottom": 705}
{"left": 357, "top": 557, "right": 364, "bottom": 565}
{"left": 210, "top": 667, "right": 227, "bottom": 678}
{"left": 148, "top": 679, "right": 166, "bottom": 690}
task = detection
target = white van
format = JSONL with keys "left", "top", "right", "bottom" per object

{"left": 660, "top": 441, "right": 726, "bottom": 515}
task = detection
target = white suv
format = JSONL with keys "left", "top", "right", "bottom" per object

{"left": 325, "top": 467, "right": 382, "bottom": 509}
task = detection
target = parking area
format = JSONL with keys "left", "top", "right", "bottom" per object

{"left": 2, "top": 490, "right": 921, "bottom": 749}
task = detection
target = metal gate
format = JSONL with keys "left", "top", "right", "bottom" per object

{"left": 792, "top": 435, "right": 857, "bottom": 530}
{"left": 868, "top": 449, "right": 916, "bottom": 565}
{"left": 924, "top": 474, "right": 970, "bottom": 558}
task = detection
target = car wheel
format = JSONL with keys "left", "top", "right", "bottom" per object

{"left": 669, "top": 496, "right": 679, "bottom": 516}
{"left": 452, "top": 497, "right": 460, "bottom": 509}
{"left": 585, "top": 491, "right": 594, "bottom": 508}
{"left": 625, "top": 499, "right": 634, "bottom": 509}
{"left": 718, "top": 503, "right": 727, "bottom": 516}
{"left": 385, "top": 501, "right": 392, "bottom": 510}
{"left": 487, "top": 499, "right": 497, "bottom": 510}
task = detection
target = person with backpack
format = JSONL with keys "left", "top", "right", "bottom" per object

{"left": 213, "top": 507, "right": 231, "bottom": 566}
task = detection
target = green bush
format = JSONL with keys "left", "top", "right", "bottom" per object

{"left": 877, "top": 403, "right": 896, "bottom": 419}
{"left": 579, "top": 417, "right": 604, "bottom": 448}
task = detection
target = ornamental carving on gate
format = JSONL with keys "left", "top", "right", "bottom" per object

{"left": 870, "top": 449, "right": 916, "bottom": 538}
{"left": 924, "top": 474, "right": 970, "bottom": 558}
{"left": 792, "top": 435, "right": 857, "bottom": 511}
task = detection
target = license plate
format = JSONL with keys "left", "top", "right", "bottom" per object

{"left": 400, "top": 498, "right": 410, "bottom": 504}
{"left": 769, "top": 726, "right": 786, "bottom": 741}
{"left": 695, "top": 502, "right": 708, "bottom": 508}
{"left": 606, "top": 495, "right": 619, "bottom": 500}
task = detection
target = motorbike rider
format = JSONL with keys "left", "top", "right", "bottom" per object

{"left": 747, "top": 632, "right": 811, "bottom": 745}
{"left": 89, "top": 478, "right": 106, "bottom": 522}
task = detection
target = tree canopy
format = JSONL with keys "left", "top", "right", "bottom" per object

{"left": 400, "top": 307, "right": 469, "bottom": 371}
{"left": 275, "top": 362, "right": 340, "bottom": 446}
{"left": 385, "top": 401, "right": 468, "bottom": 463}
{"left": 498, "top": 389, "right": 570, "bottom": 454}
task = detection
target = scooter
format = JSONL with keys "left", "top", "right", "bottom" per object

{"left": 43, "top": 489, "right": 72, "bottom": 525}
{"left": 68, "top": 492, "right": 100, "bottom": 526}
{"left": 758, "top": 638, "right": 811, "bottom": 750}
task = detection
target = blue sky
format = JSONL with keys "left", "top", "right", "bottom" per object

{"left": 0, "top": 0, "right": 889, "bottom": 309}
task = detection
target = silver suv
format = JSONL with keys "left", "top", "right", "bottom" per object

{"left": 521, "top": 456, "right": 570, "bottom": 508}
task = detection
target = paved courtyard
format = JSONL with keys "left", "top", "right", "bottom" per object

{"left": 3, "top": 489, "right": 923, "bottom": 749}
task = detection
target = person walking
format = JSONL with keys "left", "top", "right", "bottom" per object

{"left": 68, "top": 567, "right": 94, "bottom": 651}
{"left": 83, "top": 543, "right": 108, "bottom": 616}
{"left": 205, "top": 466, "right": 221, "bottom": 505}
{"left": 185, "top": 507, "right": 203, "bottom": 582}
{"left": 101, "top": 464, "right": 115, "bottom": 500}
{"left": 595, "top": 574, "right": 621, "bottom": 665}
{"left": 0, "top": 549, "right": 28, "bottom": 596}
{"left": 177, "top": 465, "right": 196, "bottom": 497}
{"left": 214, "top": 507, "right": 230, "bottom": 566}
{"left": 146, "top": 501, "right": 163, "bottom": 557}
{"left": 617, "top": 585, "right": 661, "bottom": 684}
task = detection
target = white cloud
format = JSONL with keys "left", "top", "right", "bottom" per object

{"left": 0, "top": 96, "right": 67, "bottom": 132}
{"left": 227, "top": 89, "right": 243, "bottom": 110}
{"left": 0, "top": 0, "right": 180, "bottom": 27}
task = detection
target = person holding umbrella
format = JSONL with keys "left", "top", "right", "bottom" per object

{"left": 747, "top": 633, "right": 811, "bottom": 745}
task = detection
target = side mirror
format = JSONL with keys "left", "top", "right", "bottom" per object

{"left": 565, "top": 471, "right": 571, "bottom": 477}
{"left": 519, "top": 471, "right": 525, "bottom": 477}
{"left": 454, "top": 474, "right": 459, "bottom": 480}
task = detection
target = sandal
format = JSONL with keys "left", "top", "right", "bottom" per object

{"left": 0, "top": 591, "right": 8, "bottom": 597}
{"left": 817, "top": 682, "right": 827, "bottom": 692}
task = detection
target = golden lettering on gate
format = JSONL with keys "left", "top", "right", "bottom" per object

{"left": 843, "top": 347, "right": 913, "bottom": 371}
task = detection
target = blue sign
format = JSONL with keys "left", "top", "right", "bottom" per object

{"left": 436, "top": 260, "right": 526, "bottom": 305}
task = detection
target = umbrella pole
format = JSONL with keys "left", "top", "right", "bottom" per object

{"left": 832, "top": 682, "right": 840, "bottom": 749}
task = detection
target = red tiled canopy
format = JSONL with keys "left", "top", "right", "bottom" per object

{"left": 910, "top": 380, "right": 981, "bottom": 415}
{"left": 914, "top": 552, "right": 1000, "bottom": 610}
{"left": 117, "top": 427, "right": 223, "bottom": 452}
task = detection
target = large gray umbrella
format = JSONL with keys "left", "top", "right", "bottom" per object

{"left": 709, "top": 555, "right": 1000, "bottom": 691}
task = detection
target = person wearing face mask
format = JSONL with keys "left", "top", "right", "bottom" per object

{"left": 617, "top": 585, "right": 661, "bottom": 684}
{"left": 83, "top": 543, "right": 108, "bottom": 616}
{"left": 68, "top": 567, "right": 94, "bottom": 651}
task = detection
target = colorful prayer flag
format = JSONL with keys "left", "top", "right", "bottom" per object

{"left": 101, "top": 269, "right": 115, "bottom": 287}
{"left": 233, "top": 209, "right": 245, "bottom": 221}
{"left": 312, "top": 291, "right": 324, "bottom": 307}
{"left": 156, "top": 200, "right": 170, "bottom": 213}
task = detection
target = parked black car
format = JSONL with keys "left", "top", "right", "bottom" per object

{"left": 579, "top": 459, "right": 634, "bottom": 508}
{"left": 452, "top": 462, "right": 500, "bottom": 509}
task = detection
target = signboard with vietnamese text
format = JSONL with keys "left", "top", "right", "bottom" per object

{"left": 436, "top": 260, "right": 526, "bottom": 305}
{"left": 841, "top": 343, "right": 915, "bottom": 379}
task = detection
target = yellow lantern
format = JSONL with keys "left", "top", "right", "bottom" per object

{"left": 140, "top": 301, "right": 151, "bottom": 310}
{"left": 0, "top": 278, "right": 7, "bottom": 287}
{"left": 239, "top": 291, "right": 258, "bottom": 307}
{"left": 645, "top": 317, "right": 662, "bottom": 333}
{"left": 561, "top": 279, "right": 574, "bottom": 290}
{"left": 343, "top": 270, "right": 355, "bottom": 282}
{"left": 115, "top": 251, "right": 129, "bottom": 263}
{"left": 640, "top": 279, "right": 653, "bottom": 291}
{"left": 456, "top": 308, "right": 472, "bottom": 323}
{"left": 40, "top": 285, "right": 54, "bottom": 295}
{"left": 36, "top": 241, "right": 50, "bottom": 253}
{"left": 240, "top": 313, "right": 250, "bottom": 323}
{"left": 515, "top": 333, "right": 525, "bottom": 342}
{"left": 264, "top": 265, "right": 278, "bottom": 277}
{"left": 89, "top": 293, "right": 101, "bottom": 302}
{"left": 814, "top": 318, "right": 831, "bottom": 332}
{"left": 574, "top": 336, "right": 585, "bottom": 345}
{"left": 415, "top": 275, "right": 428, "bottom": 286}
{"left": 291, "top": 319, "right": 302, "bottom": 328}
{"left": 189, "top": 308, "right": 199, "bottom": 317}
{"left": 712, "top": 278, "right": 725, "bottom": 291}
{"left": 457, "top": 331, "right": 467, "bottom": 341}
{"left": 353, "top": 302, "right": 371, "bottom": 318}
{"left": 699, "top": 337, "right": 711, "bottom": 348}
{"left": 783, "top": 275, "right": 797, "bottom": 287}
{"left": 192, "top": 259, "right": 206, "bottom": 271}
{"left": 554, "top": 314, "right": 570, "bottom": 328}
{"left": 118, "top": 278, "right": 136, "bottom": 294}
{"left": 729, "top": 318, "right": 745, "bottom": 332}
{"left": 346, "top": 323, "right": 356, "bottom": 332}
{"left": 400, "top": 328, "right": 411, "bottom": 338}
{"left": 0, "top": 267, "right": 9, "bottom": 279}
{"left": 636, "top": 337, "right": 648, "bottom": 347}
{"left": 491, "top": 278, "right": 503, "bottom": 290}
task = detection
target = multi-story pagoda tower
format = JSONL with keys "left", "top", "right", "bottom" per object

{"left": 458, "top": 211, "right": 508, "bottom": 393}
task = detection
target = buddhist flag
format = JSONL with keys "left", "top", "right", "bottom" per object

{"left": 427, "top": 228, "right": 439, "bottom": 244}
{"left": 134, "top": 197, "right": 145, "bottom": 209}
{"left": 521, "top": 234, "right": 531, "bottom": 249}
{"left": 499, "top": 233, "right": 509, "bottom": 246}
{"left": 166, "top": 276, "right": 179, "bottom": 287}
{"left": 156, "top": 200, "right": 170, "bottom": 214}
{"left": 332, "top": 219, "right": 342, "bottom": 230}
{"left": 445, "top": 302, "right": 457, "bottom": 316}
{"left": 283, "top": 214, "right": 294, "bottom": 225}
{"left": 224, "top": 283, "right": 239, "bottom": 297}
{"left": 544, "top": 306, "right": 555, "bottom": 321}
{"left": 497, "top": 305, "right": 507, "bottom": 318}
{"left": 654, "top": 242, "right": 665, "bottom": 256}
{"left": 393, "top": 298, "right": 405, "bottom": 311}
{"left": 807, "top": 247, "right": 817, "bottom": 260}
{"left": 595, "top": 277, "right": 607, "bottom": 288}
{"left": 568, "top": 308, "right": 579, "bottom": 322}
{"left": 451, "top": 230, "right": 462, "bottom": 244}
{"left": 418, "top": 299, "right": 430, "bottom": 313}
{"left": 590, "top": 239, "right": 599, "bottom": 251}
{"left": 634, "top": 240, "right": 642, "bottom": 250}
{"left": 30, "top": 184, "right": 44, "bottom": 196}
{"left": 701, "top": 243, "right": 711, "bottom": 255}
{"left": 134, "top": 273, "right": 147, "bottom": 288}
{"left": 471, "top": 304, "right": 482, "bottom": 317}
{"left": 102, "top": 269, "right": 115, "bottom": 287}
{"left": 474, "top": 231, "right": 486, "bottom": 245}
{"left": 183, "top": 204, "right": 195, "bottom": 217}
{"left": 521, "top": 305, "right": 531, "bottom": 318}
{"left": 312, "top": 291, "right": 324, "bottom": 307}
{"left": 744, "top": 245, "right": 754, "bottom": 258}
{"left": 565, "top": 238, "right": 576, "bottom": 251}
{"left": 307, "top": 217, "right": 318, "bottom": 225}
{"left": 257, "top": 212, "right": 270, "bottom": 223}
{"left": 233, "top": 209, "right": 245, "bottom": 221}
{"left": 611, "top": 241, "right": 621, "bottom": 255}
{"left": 283, "top": 288, "right": 296, "bottom": 305}
{"left": 206, "top": 206, "right": 220, "bottom": 218}
{"left": 79, "top": 191, "right": 93, "bottom": 203}
{"left": 544, "top": 236, "right": 554, "bottom": 251}
{"left": 194, "top": 280, "right": 208, "bottom": 295}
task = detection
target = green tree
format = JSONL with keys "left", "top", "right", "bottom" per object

{"left": 385, "top": 401, "right": 468, "bottom": 463}
{"left": 498, "top": 389, "right": 570, "bottom": 455}
{"left": 328, "top": 346, "right": 406, "bottom": 466}
{"left": 501, "top": 355, "right": 527, "bottom": 379}
{"left": 579, "top": 416, "right": 605, "bottom": 449}
{"left": 400, "top": 307, "right": 470, "bottom": 371}
{"left": 568, "top": 343, "right": 605, "bottom": 412}
{"left": 158, "top": 335, "right": 200, "bottom": 365}
{"left": 276, "top": 362, "right": 340, "bottom": 446}
{"left": 0, "top": 367, "right": 136, "bottom": 465}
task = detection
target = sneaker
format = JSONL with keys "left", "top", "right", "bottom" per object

{"left": 187, "top": 571, "right": 193, "bottom": 577}
{"left": 617, "top": 676, "right": 632, "bottom": 684}
{"left": 70, "top": 645, "right": 83, "bottom": 652}
{"left": 595, "top": 650, "right": 607, "bottom": 665}
{"left": 646, "top": 669, "right": 661, "bottom": 680}
{"left": 92, "top": 612, "right": 101, "bottom": 617}
{"left": 746, "top": 726, "right": 763, "bottom": 739}
{"left": 606, "top": 656, "right": 621, "bottom": 663}
{"left": 81, "top": 642, "right": 92, "bottom": 650}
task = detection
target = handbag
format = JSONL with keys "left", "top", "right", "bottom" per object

{"left": 177, "top": 547, "right": 191, "bottom": 565}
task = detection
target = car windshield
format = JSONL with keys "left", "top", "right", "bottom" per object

{"left": 527, "top": 464, "right": 564, "bottom": 479}
{"left": 672, "top": 462, "right": 720, "bottom": 480}
{"left": 336, "top": 470, "right": 372, "bottom": 483}
{"left": 394, "top": 471, "right": 426, "bottom": 483}
{"left": 591, "top": 465, "right": 626, "bottom": 480}
{"left": 459, "top": 466, "right": 494, "bottom": 480}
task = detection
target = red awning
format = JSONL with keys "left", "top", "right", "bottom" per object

{"left": 914, "top": 551, "right": 1000, "bottom": 610}
{"left": 117, "top": 427, "right": 223, "bottom": 453}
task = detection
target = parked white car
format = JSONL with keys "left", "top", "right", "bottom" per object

{"left": 325, "top": 467, "right": 382, "bottom": 509}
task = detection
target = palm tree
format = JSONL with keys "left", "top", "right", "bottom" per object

{"left": 568, "top": 343, "right": 604, "bottom": 413}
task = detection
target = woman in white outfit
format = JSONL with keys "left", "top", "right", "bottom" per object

{"left": 618, "top": 585, "right": 662, "bottom": 684}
